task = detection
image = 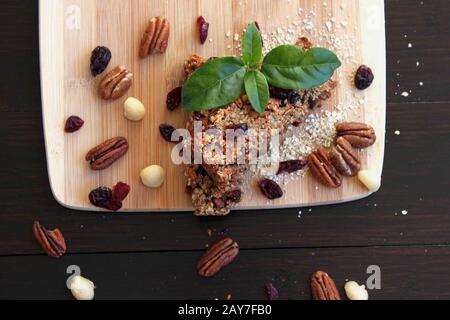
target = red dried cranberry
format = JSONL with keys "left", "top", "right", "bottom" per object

{"left": 64, "top": 116, "right": 85, "bottom": 133}
{"left": 259, "top": 179, "right": 283, "bottom": 200}
{"left": 166, "top": 87, "right": 182, "bottom": 111}
{"left": 226, "top": 190, "right": 242, "bottom": 202}
{"left": 159, "top": 124, "right": 178, "bottom": 143}
{"left": 197, "top": 16, "right": 209, "bottom": 44}
{"left": 277, "top": 160, "right": 308, "bottom": 175}
{"left": 112, "top": 182, "right": 130, "bottom": 201}
{"left": 89, "top": 183, "right": 130, "bottom": 211}
{"left": 89, "top": 187, "right": 112, "bottom": 207}
{"left": 265, "top": 283, "right": 279, "bottom": 300}
{"left": 355, "top": 65, "right": 374, "bottom": 90}
{"left": 213, "top": 197, "right": 226, "bottom": 209}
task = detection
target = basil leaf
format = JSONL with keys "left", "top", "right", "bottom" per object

{"left": 182, "top": 57, "right": 246, "bottom": 111}
{"left": 244, "top": 70, "right": 269, "bottom": 114}
{"left": 242, "top": 22, "right": 263, "bottom": 68}
{"left": 261, "top": 45, "right": 341, "bottom": 90}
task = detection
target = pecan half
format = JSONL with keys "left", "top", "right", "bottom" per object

{"left": 32, "top": 221, "right": 66, "bottom": 258}
{"left": 336, "top": 122, "right": 376, "bottom": 149}
{"left": 311, "top": 271, "right": 341, "bottom": 300}
{"left": 98, "top": 66, "right": 133, "bottom": 100}
{"left": 197, "top": 238, "right": 239, "bottom": 278}
{"left": 86, "top": 137, "right": 129, "bottom": 170}
{"left": 139, "top": 17, "right": 170, "bottom": 58}
{"left": 308, "top": 147, "right": 342, "bottom": 188}
{"left": 329, "top": 137, "right": 361, "bottom": 176}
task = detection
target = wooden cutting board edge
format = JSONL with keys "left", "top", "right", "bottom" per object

{"left": 39, "top": 0, "right": 386, "bottom": 213}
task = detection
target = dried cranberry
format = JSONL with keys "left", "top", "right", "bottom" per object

{"left": 355, "top": 65, "right": 374, "bottom": 90}
{"left": 226, "top": 190, "right": 242, "bottom": 202}
{"left": 166, "top": 87, "right": 182, "bottom": 111}
{"left": 265, "top": 283, "right": 279, "bottom": 300}
{"left": 64, "top": 116, "right": 85, "bottom": 133}
{"left": 308, "top": 97, "right": 317, "bottom": 109}
{"left": 89, "top": 187, "right": 112, "bottom": 207}
{"left": 159, "top": 124, "right": 178, "bottom": 143}
{"left": 269, "top": 87, "right": 301, "bottom": 105}
{"left": 112, "top": 182, "right": 130, "bottom": 201}
{"left": 196, "top": 165, "right": 209, "bottom": 177}
{"left": 213, "top": 197, "right": 226, "bottom": 209}
{"left": 197, "top": 16, "right": 209, "bottom": 44}
{"left": 102, "top": 196, "right": 123, "bottom": 211}
{"left": 89, "top": 183, "right": 130, "bottom": 211}
{"left": 90, "top": 46, "right": 112, "bottom": 77}
{"left": 277, "top": 160, "right": 308, "bottom": 175}
{"left": 225, "top": 123, "right": 249, "bottom": 132}
{"left": 259, "top": 179, "right": 283, "bottom": 200}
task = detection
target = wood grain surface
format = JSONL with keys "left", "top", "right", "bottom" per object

{"left": 0, "top": 0, "right": 449, "bottom": 300}
{"left": 39, "top": 0, "right": 386, "bottom": 211}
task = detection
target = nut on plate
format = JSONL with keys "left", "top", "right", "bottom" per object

{"left": 311, "top": 271, "right": 341, "bottom": 300}
{"left": 69, "top": 275, "right": 96, "bottom": 301}
{"left": 308, "top": 147, "right": 342, "bottom": 188}
{"left": 32, "top": 221, "right": 66, "bottom": 258}
{"left": 139, "top": 16, "right": 170, "bottom": 58}
{"left": 124, "top": 97, "right": 146, "bottom": 121}
{"left": 140, "top": 165, "right": 166, "bottom": 188}
{"left": 329, "top": 137, "right": 361, "bottom": 176}
{"left": 197, "top": 238, "right": 239, "bottom": 278}
{"left": 344, "top": 281, "right": 369, "bottom": 300}
{"left": 86, "top": 137, "right": 129, "bottom": 171}
{"left": 358, "top": 169, "right": 381, "bottom": 192}
{"left": 98, "top": 66, "right": 133, "bottom": 100}
{"left": 336, "top": 122, "right": 376, "bottom": 149}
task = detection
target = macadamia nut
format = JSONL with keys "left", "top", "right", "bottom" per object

{"left": 344, "top": 281, "right": 369, "bottom": 300}
{"left": 140, "top": 165, "right": 166, "bottom": 188}
{"left": 124, "top": 97, "right": 146, "bottom": 121}
{"left": 69, "top": 275, "right": 95, "bottom": 301}
{"left": 358, "top": 169, "right": 381, "bottom": 192}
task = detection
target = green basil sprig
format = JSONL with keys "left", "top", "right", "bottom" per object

{"left": 182, "top": 22, "right": 341, "bottom": 114}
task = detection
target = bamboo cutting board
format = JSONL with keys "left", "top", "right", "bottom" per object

{"left": 39, "top": 0, "right": 386, "bottom": 212}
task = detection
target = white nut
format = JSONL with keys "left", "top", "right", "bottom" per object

{"left": 124, "top": 97, "right": 146, "bottom": 121}
{"left": 140, "top": 165, "right": 166, "bottom": 188}
{"left": 69, "top": 275, "right": 95, "bottom": 301}
{"left": 358, "top": 169, "right": 381, "bottom": 192}
{"left": 344, "top": 281, "right": 369, "bottom": 300}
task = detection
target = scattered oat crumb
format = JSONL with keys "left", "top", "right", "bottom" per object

{"left": 419, "top": 82, "right": 424, "bottom": 86}
{"left": 402, "top": 210, "right": 408, "bottom": 215}
{"left": 408, "top": 43, "right": 412, "bottom": 48}
{"left": 401, "top": 92, "right": 409, "bottom": 97}
{"left": 207, "top": 229, "right": 213, "bottom": 237}
{"left": 227, "top": 293, "right": 232, "bottom": 300}
{"left": 394, "top": 130, "right": 401, "bottom": 136}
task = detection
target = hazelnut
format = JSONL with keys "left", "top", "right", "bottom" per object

{"left": 124, "top": 97, "right": 146, "bottom": 121}
{"left": 358, "top": 169, "right": 381, "bottom": 192}
{"left": 69, "top": 275, "right": 95, "bottom": 301}
{"left": 344, "top": 281, "right": 369, "bottom": 300}
{"left": 140, "top": 165, "right": 166, "bottom": 188}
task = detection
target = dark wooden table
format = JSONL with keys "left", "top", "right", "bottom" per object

{"left": 0, "top": 0, "right": 449, "bottom": 300}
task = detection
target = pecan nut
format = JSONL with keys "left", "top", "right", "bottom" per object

{"left": 98, "top": 66, "right": 133, "bottom": 100}
{"left": 86, "top": 137, "right": 129, "bottom": 170}
{"left": 139, "top": 17, "right": 170, "bottom": 58}
{"left": 32, "top": 221, "right": 66, "bottom": 258}
{"left": 329, "top": 137, "right": 361, "bottom": 176}
{"left": 311, "top": 271, "right": 341, "bottom": 300}
{"left": 336, "top": 122, "right": 376, "bottom": 149}
{"left": 308, "top": 147, "right": 342, "bottom": 188}
{"left": 197, "top": 238, "right": 239, "bottom": 278}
